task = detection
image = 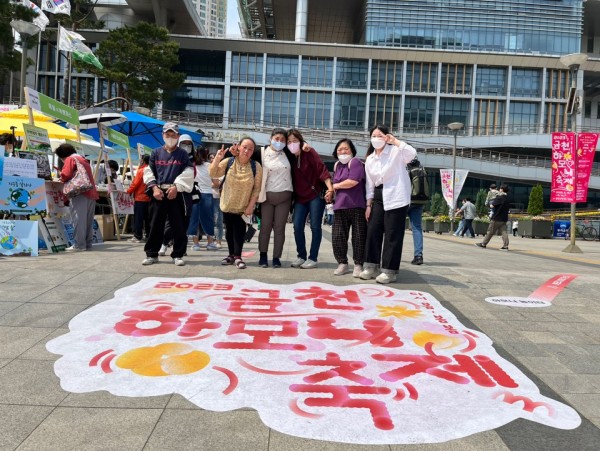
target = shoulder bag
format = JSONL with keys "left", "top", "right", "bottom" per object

{"left": 63, "top": 156, "right": 94, "bottom": 198}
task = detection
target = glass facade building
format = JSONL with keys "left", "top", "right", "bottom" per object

{"left": 365, "top": 0, "right": 583, "bottom": 55}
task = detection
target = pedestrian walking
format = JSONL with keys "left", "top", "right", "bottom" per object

{"left": 457, "top": 197, "right": 476, "bottom": 237}
{"left": 406, "top": 158, "right": 429, "bottom": 265}
{"left": 476, "top": 184, "right": 510, "bottom": 250}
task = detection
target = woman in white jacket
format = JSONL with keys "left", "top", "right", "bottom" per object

{"left": 359, "top": 125, "right": 417, "bottom": 284}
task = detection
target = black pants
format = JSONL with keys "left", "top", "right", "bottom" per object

{"left": 133, "top": 201, "right": 150, "bottom": 240}
{"left": 364, "top": 187, "right": 408, "bottom": 272}
{"left": 223, "top": 212, "right": 246, "bottom": 258}
{"left": 461, "top": 218, "right": 475, "bottom": 237}
{"left": 163, "top": 193, "right": 193, "bottom": 246}
{"left": 145, "top": 193, "right": 187, "bottom": 259}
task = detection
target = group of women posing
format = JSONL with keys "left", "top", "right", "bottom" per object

{"left": 207, "top": 124, "right": 417, "bottom": 284}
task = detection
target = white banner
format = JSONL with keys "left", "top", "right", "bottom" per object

{"left": 12, "top": 0, "right": 49, "bottom": 31}
{"left": 41, "top": 0, "right": 71, "bottom": 15}
{"left": 440, "top": 169, "right": 469, "bottom": 210}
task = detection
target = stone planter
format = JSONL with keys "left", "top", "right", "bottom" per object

{"left": 473, "top": 221, "right": 490, "bottom": 236}
{"left": 422, "top": 218, "right": 435, "bottom": 232}
{"left": 434, "top": 222, "right": 450, "bottom": 234}
{"left": 519, "top": 220, "right": 553, "bottom": 239}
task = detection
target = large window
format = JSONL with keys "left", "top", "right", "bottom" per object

{"left": 544, "top": 103, "right": 568, "bottom": 133}
{"left": 229, "top": 87, "right": 261, "bottom": 125}
{"left": 441, "top": 64, "right": 472, "bottom": 95}
{"left": 511, "top": 68, "right": 541, "bottom": 97}
{"left": 264, "top": 89, "right": 297, "bottom": 128}
{"left": 439, "top": 98, "right": 470, "bottom": 133}
{"left": 371, "top": 60, "right": 402, "bottom": 91}
{"left": 476, "top": 67, "right": 507, "bottom": 96}
{"left": 301, "top": 57, "right": 333, "bottom": 88}
{"left": 336, "top": 59, "right": 368, "bottom": 89}
{"left": 299, "top": 91, "right": 331, "bottom": 129}
{"left": 403, "top": 97, "right": 435, "bottom": 134}
{"left": 231, "top": 53, "right": 263, "bottom": 84}
{"left": 175, "top": 50, "right": 225, "bottom": 82}
{"left": 545, "top": 69, "right": 570, "bottom": 99}
{"left": 405, "top": 62, "right": 437, "bottom": 93}
{"left": 369, "top": 94, "right": 401, "bottom": 132}
{"left": 509, "top": 102, "right": 539, "bottom": 134}
{"left": 473, "top": 99, "right": 505, "bottom": 135}
{"left": 266, "top": 55, "right": 298, "bottom": 86}
{"left": 334, "top": 93, "right": 366, "bottom": 130}
{"left": 164, "top": 86, "right": 224, "bottom": 121}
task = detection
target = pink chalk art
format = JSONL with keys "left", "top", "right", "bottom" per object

{"left": 47, "top": 278, "right": 580, "bottom": 445}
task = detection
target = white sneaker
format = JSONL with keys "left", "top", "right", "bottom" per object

{"left": 300, "top": 259, "right": 318, "bottom": 269}
{"left": 206, "top": 242, "right": 219, "bottom": 251}
{"left": 352, "top": 264, "right": 363, "bottom": 278}
{"left": 158, "top": 245, "right": 168, "bottom": 256}
{"left": 128, "top": 237, "right": 142, "bottom": 243}
{"left": 191, "top": 244, "right": 202, "bottom": 251}
{"left": 376, "top": 272, "right": 397, "bottom": 284}
{"left": 291, "top": 258, "right": 306, "bottom": 268}
{"left": 333, "top": 263, "right": 350, "bottom": 276}
{"left": 65, "top": 246, "right": 85, "bottom": 252}
{"left": 173, "top": 258, "right": 185, "bottom": 266}
{"left": 359, "top": 267, "right": 378, "bottom": 280}
{"left": 142, "top": 257, "right": 158, "bottom": 265}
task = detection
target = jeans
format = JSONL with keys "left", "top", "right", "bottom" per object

{"left": 292, "top": 196, "right": 326, "bottom": 261}
{"left": 213, "top": 197, "right": 223, "bottom": 241}
{"left": 461, "top": 218, "right": 475, "bottom": 237}
{"left": 187, "top": 193, "right": 215, "bottom": 237}
{"left": 407, "top": 204, "right": 423, "bottom": 257}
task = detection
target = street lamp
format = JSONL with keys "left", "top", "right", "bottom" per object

{"left": 10, "top": 20, "right": 41, "bottom": 106}
{"left": 559, "top": 53, "right": 588, "bottom": 254}
{"left": 448, "top": 122, "right": 464, "bottom": 233}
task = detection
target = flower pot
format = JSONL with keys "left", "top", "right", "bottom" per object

{"left": 519, "top": 220, "right": 553, "bottom": 239}
{"left": 473, "top": 221, "right": 490, "bottom": 236}
{"left": 434, "top": 222, "right": 450, "bottom": 234}
{"left": 422, "top": 218, "right": 435, "bottom": 232}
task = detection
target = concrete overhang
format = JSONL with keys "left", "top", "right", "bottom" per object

{"left": 126, "top": 0, "right": 205, "bottom": 35}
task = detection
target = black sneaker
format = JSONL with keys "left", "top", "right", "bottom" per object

{"left": 258, "top": 253, "right": 269, "bottom": 268}
{"left": 475, "top": 243, "right": 486, "bottom": 248}
{"left": 411, "top": 256, "right": 423, "bottom": 265}
{"left": 500, "top": 246, "right": 509, "bottom": 251}
{"left": 272, "top": 258, "right": 281, "bottom": 268}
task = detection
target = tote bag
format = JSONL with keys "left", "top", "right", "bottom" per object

{"left": 63, "top": 156, "right": 94, "bottom": 198}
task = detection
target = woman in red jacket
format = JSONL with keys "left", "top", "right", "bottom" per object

{"left": 56, "top": 143, "right": 99, "bottom": 251}
{"left": 127, "top": 155, "right": 151, "bottom": 242}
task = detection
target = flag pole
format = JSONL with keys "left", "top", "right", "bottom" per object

{"left": 54, "top": 22, "right": 60, "bottom": 100}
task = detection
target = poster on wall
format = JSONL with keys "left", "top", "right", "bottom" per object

{"left": 0, "top": 220, "right": 38, "bottom": 256}
{"left": 23, "top": 123, "right": 52, "bottom": 154}
{"left": 3, "top": 157, "right": 37, "bottom": 178}
{"left": 47, "top": 278, "right": 581, "bottom": 445}
{"left": 19, "top": 150, "right": 52, "bottom": 180}
{"left": 0, "top": 176, "right": 47, "bottom": 215}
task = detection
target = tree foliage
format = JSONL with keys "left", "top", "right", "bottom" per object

{"left": 0, "top": 0, "right": 36, "bottom": 80}
{"left": 90, "top": 22, "right": 186, "bottom": 109}
{"left": 527, "top": 184, "right": 544, "bottom": 216}
{"left": 430, "top": 193, "right": 445, "bottom": 216}
{"left": 475, "top": 188, "right": 488, "bottom": 217}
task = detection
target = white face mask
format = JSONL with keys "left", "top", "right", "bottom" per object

{"left": 179, "top": 143, "right": 192, "bottom": 153}
{"left": 271, "top": 141, "right": 285, "bottom": 152}
{"left": 288, "top": 142, "right": 301, "bottom": 154}
{"left": 337, "top": 154, "right": 352, "bottom": 165}
{"left": 164, "top": 137, "right": 178, "bottom": 149}
{"left": 370, "top": 137, "right": 386, "bottom": 149}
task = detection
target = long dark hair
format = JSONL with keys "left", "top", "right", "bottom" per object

{"left": 195, "top": 145, "right": 209, "bottom": 165}
{"left": 332, "top": 138, "right": 357, "bottom": 159}
{"left": 365, "top": 124, "right": 390, "bottom": 158}
{"left": 287, "top": 128, "right": 305, "bottom": 148}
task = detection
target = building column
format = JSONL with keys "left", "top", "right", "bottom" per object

{"left": 295, "top": 0, "right": 308, "bottom": 42}
{"left": 223, "top": 51, "right": 232, "bottom": 129}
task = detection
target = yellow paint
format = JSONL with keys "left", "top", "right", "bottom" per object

{"left": 377, "top": 305, "right": 423, "bottom": 319}
{"left": 116, "top": 343, "right": 210, "bottom": 377}
{"left": 413, "top": 331, "right": 462, "bottom": 349}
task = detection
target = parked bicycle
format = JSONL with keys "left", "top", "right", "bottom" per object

{"left": 564, "top": 223, "right": 599, "bottom": 241}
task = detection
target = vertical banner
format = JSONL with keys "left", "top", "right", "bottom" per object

{"left": 575, "top": 133, "right": 599, "bottom": 203}
{"left": 440, "top": 169, "right": 469, "bottom": 210}
{"left": 550, "top": 132, "right": 577, "bottom": 203}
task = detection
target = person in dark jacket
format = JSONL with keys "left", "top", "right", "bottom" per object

{"left": 476, "top": 184, "right": 510, "bottom": 250}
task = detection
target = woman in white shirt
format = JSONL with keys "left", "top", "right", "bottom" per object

{"left": 359, "top": 125, "right": 417, "bottom": 284}
{"left": 255, "top": 128, "right": 295, "bottom": 268}
{"left": 187, "top": 145, "right": 218, "bottom": 251}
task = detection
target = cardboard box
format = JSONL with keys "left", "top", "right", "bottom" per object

{"left": 94, "top": 214, "right": 115, "bottom": 241}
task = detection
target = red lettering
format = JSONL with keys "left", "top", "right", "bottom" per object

{"left": 214, "top": 319, "right": 307, "bottom": 351}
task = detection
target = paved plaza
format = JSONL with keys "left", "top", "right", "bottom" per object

{"left": 0, "top": 225, "right": 599, "bottom": 450}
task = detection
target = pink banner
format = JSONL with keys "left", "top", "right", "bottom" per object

{"left": 550, "top": 132, "right": 576, "bottom": 203}
{"left": 575, "top": 133, "right": 599, "bottom": 202}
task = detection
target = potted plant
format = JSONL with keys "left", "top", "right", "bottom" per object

{"left": 422, "top": 215, "right": 435, "bottom": 232}
{"left": 434, "top": 215, "right": 451, "bottom": 234}
{"left": 518, "top": 215, "right": 553, "bottom": 238}
{"left": 473, "top": 216, "right": 490, "bottom": 236}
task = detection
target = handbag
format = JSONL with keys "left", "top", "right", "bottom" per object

{"left": 63, "top": 156, "right": 94, "bottom": 198}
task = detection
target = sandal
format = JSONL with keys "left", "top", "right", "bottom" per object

{"left": 234, "top": 258, "right": 246, "bottom": 269}
{"left": 221, "top": 255, "right": 234, "bottom": 265}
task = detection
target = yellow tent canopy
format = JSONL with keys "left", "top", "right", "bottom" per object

{"left": 0, "top": 107, "right": 55, "bottom": 122}
{"left": 0, "top": 118, "right": 78, "bottom": 140}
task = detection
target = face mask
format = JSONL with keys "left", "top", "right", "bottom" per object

{"left": 164, "top": 137, "right": 178, "bottom": 148}
{"left": 337, "top": 154, "right": 352, "bottom": 165}
{"left": 288, "top": 142, "right": 301, "bottom": 154}
{"left": 370, "top": 137, "right": 386, "bottom": 149}
{"left": 271, "top": 141, "right": 285, "bottom": 152}
{"left": 180, "top": 143, "right": 192, "bottom": 153}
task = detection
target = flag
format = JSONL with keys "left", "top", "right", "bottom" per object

{"left": 12, "top": 0, "right": 49, "bottom": 31}
{"left": 41, "top": 0, "right": 71, "bottom": 16}
{"left": 58, "top": 25, "right": 103, "bottom": 70}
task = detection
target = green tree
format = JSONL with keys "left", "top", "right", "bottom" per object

{"left": 430, "top": 192, "right": 445, "bottom": 216}
{"left": 90, "top": 22, "right": 186, "bottom": 109}
{"left": 0, "top": 0, "right": 36, "bottom": 83}
{"left": 527, "top": 184, "right": 544, "bottom": 215}
{"left": 475, "top": 188, "right": 488, "bottom": 217}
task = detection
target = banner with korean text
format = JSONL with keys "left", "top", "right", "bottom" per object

{"left": 440, "top": 169, "right": 469, "bottom": 210}
{"left": 574, "top": 132, "right": 599, "bottom": 202}
{"left": 550, "top": 133, "right": 576, "bottom": 202}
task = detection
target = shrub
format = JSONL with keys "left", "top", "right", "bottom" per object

{"left": 429, "top": 193, "right": 444, "bottom": 216}
{"left": 475, "top": 188, "right": 488, "bottom": 217}
{"left": 527, "top": 184, "right": 544, "bottom": 216}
